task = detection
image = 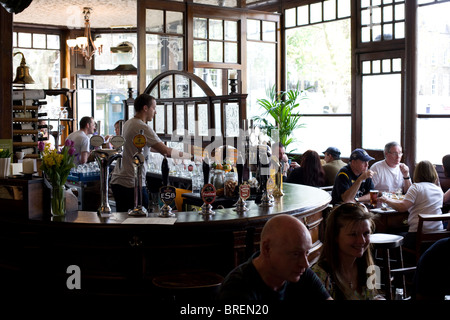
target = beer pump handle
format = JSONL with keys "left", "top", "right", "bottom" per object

{"left": 161, "top": 156, "right": 169, "bottom": 187}
{"left": 237, "top": 155, "right": 244, "bottom": 185}
{"left": 203, "top": 158, "right": 210, "bottom": 186}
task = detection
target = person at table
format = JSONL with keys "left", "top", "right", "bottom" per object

{"left": 442, "top": 154, "right": 450, "bottom": 205}
{"left": 271, "top": 142, "right": 291, "bottom": 180}
{"left": 370, "top": 141, "right": 412, "bottom": 194}
{"left": 322, "top": 147, "right": 347, "bottom": 186}
{"left": 217, "top": 214, "right": 332, "bottom": 301}
{"left": 413, "top": 237, "right": 450, "bottom": 300}
{"left": 331, "top": 148, "right": 375, "bottom": 205}
{"left": 65, "top": 116, "right": 96, "bottom": 165}
{"left": 110, "top": 93, "right": 192, "bottom": 212}
{"left": 287, "top": 150, "right": 325, "bottom": 187}
{"left": 312, "top": 203, "right": 383, "bottom": 300}
{"left": 104, "top": 119, "right": 125, "bottom": 148}
{"left": 379, "top": 160, "right": 444, "bottom": 250}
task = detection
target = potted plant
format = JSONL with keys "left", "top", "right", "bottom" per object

{"left": 253, "top": 83, "right": 306, "bottom": 152}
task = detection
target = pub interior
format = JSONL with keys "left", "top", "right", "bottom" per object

{"left": 1, "top": 0, "right": 450, "bottom": 307}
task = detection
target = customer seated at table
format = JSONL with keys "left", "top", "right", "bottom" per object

{"left": 380, "top": 160, "right": 444, "bottom": 250}
{"left": 217, "top": 214, "right": 332, "bottom": 301}
{"left": 442, "top": 154, "right": 450, "bottom": 205}
{"left": 312, "top": 203, "right": 382, "bottom": 300}
{"left": 271, "top": 142, "right": 291, "bottom": 180}
{"left": 322, "top": 147, "right": 347, "bottom": 186}
{"left": 370, "top": 141, "right": 412, "bottom": 193}
{"left": 413, "top": 237, "right": 450, "bottom": 300}
{"left": 287, "top": 150, "right": 325, "bottom": 187}
{"left": 331, "top": 148, "right": 375, "bottom": 205}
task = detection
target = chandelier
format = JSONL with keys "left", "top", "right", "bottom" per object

{"left": 66, "top": 7, "right": 104, "bottom": 61}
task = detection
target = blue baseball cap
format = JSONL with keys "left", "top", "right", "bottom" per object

{"left": 323, "top": 147, "right": 341, "bottom": 158}
{"left": 350, "top": 148, "right": 374, "bottom": 162}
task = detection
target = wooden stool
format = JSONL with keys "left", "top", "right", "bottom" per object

{"left": 152, "top": 271, "right": 224, "bottom": 301}
{"left": 370, "top": 233, "right": 405, "bottom": 300}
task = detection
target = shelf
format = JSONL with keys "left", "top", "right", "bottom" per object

{"left": 13, "top": 142, "right": 38, "bottom": 147}
{"left": 13, "top": 106, "right": 39, "bottom": 111}
{"left": 12, "top": 118, "right": 39, "bottom": 123}
{"left": 13, "top": 130, "right": 39, "bottom": 135}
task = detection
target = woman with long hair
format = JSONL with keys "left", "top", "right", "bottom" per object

{"left": 286, "top": 149, "right": 325, "bottom": 187}
{"left": 380, "top": 160, "right": 444, "bottom": 249}
{"left": 312, "top": 203, "right": 382, "bottom": 300}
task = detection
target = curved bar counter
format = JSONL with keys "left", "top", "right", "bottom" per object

{"left": 0, "top": 183, "right": 330, "bottom": 297}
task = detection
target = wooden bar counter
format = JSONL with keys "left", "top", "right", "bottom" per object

{"left": 0, "top": 183, "right": 330, "bottom": 297}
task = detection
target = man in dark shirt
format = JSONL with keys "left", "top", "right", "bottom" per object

{"left": 218, "top": 214, "right": 331, "bottom": 301}
{"left": 331, "top": 148, "right": 375, "bottom": 205}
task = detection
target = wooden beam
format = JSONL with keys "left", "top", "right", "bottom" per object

{"left": 0, "top": 6, "right": 12, "bottom": 140}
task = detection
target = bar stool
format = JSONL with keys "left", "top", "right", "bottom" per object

{"left": 152, "top": 271, "right": 224, "bottom": 301}
{"left": 370, "top": 233, "right": 405, "bottom": 300}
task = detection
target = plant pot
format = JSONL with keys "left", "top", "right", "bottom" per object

{"left": 0, "top": 158, "right": 11, "bottom": 178}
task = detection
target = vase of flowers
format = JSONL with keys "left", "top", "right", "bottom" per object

{"left": 0, "top": 149, "right": 12, "bottom": 178}
{"left": 38, "top": 140, "right": 76, "bottom": 216}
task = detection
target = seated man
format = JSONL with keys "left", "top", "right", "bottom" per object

{"left": 322, "top": 147, "right": 347, "bottom": 186}
{"left": 370, "top": 141, "right": 411, "bottom": 193}
{"left": 218, "top": 214, "right": 331, "bottom": 301}
{"left": 442, "top": 155, "right": 450, "bottom": 205}
{"left": 331, "top": 148, "right": 375, "bottom": 205}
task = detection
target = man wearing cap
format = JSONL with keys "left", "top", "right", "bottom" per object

{"left": 331, "top": 148, "right": 375, "bottom": 205}
{"left": 370, "top": 141, "right": 411, "bottom": 193}
{"left": 322, "top": 147, "right": 347, "bottom": 186}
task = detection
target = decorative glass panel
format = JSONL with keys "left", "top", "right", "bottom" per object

{"left": 146, "top": 34, "right": 184, "bottom": 82}
{"left": 247, "top": 19, "right": 260, "bottom": 40}
{"left": 150, "top": 84, "right": 159, "bottom": 98}
{"left": 225, "top": 42, "right": 238, "bottom": 63}
{"left": 146, "top": 9, "right": 164, "bottom": 33}
{"left": 209, "top": 41, "right": 223, "bottom": 62}
{"left": 193, "top": 68, "right": 223, "bottom": 96}
{"left": 262, "top": 21, "right": 276, "bottom": 42}
{"left": 33, "top": 34, "right": 46, "bottom": 49}
{"left": 225, "top": 20, "right": 237, "bottom": 41}
{"left": 95, "top": 33, "right": 138, "bottom": 71}
{"left": 175, "top": 74, "right": 190, "bottom": 98}
{"left": 214, "top": 103, "right": 222, "bottom": 136}
{"left": 160, "top": 76, "right": 173, "bottom": 99}
{"left": 166, "top": 11, "right": 183, "bottom": 34}
{"left": 194, "top": 17, "right": 207, "bottom": 39}
{"left": 194, "top": 40, "right": 207, "bottom": 61}
{"left": 224, "top": 102, "right": 239, "bottom": 137}
{"left": 209, "top": 19, "right": 223, "bottom": 40}
{"left": 176, "top": 104, "right": 185, "bottom": 135}
{"left": 155, "top": 105, "right": 165, "bottom": 134}
{"left": 187, "top": 104, "right": 195, "bottom": 136}
{"left": 167, "top": 104, "right": 173, "bottom": 134}
{"left": 198, "top": 104, "right": 209, "bottom": 136}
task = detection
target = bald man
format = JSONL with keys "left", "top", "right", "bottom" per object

{"left": 218, "top": 214, "right": 331, "bottom": 300}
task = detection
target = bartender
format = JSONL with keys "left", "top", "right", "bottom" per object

{"left": 110, "top": 93, "right": 192, "bottom": 212}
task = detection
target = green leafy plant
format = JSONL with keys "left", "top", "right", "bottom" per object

{"left": 253, "top": 84, "right": 306, "bottom": 152}
{"left": 0, "top": 149, "right": 12, "bottom": 158}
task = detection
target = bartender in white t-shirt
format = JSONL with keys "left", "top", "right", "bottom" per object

{"left": 370, "top": 141, "right": 412, "bottom": 193}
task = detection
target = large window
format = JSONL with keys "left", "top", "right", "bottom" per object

{"left": 416, "top": 1, "right": 450, "bottom": 163}
{"left": 285, "top": 0, "right": 351, "bottom": 155}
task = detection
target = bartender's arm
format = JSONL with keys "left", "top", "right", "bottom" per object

{"left": 151, "top": 142, "right": 192, "bottom": 160}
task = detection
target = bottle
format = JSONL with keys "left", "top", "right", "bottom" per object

{"left": 395, "top": 288, "right": 404, "bottom": 300}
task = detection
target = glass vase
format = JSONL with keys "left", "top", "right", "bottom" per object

{"left": 51, "top": 185, "right": 66, "bottom": 216}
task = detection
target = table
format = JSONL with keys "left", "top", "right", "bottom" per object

{"left": 370, "top": 207, "right": 409, "bottom": 234}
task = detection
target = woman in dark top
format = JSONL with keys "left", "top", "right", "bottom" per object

{"left": 287, "top": 150, "right": 325, "bottom": 187}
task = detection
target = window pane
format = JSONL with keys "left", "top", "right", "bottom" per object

{"left": 33, "top": 33, "right": 46, "bottom": 49}
{"left": 383, "top": 24, "right": 393, "bottom": 40}
{"left": 209, "top": 41, "right": 223, "bottom": 62}
{"left": 146, "top": 9, "right": 164, "bottom": 33}
{"left": 160, "top": 76, "right": 174, "bottom": 99}
{"left": 155, "top": 105, "right": 165, "bottom": 134}
{"left": 285, "top": 8, "right": 296, "bottom": 27}
{"left": 194, "top": 17, "right": 207, "bottom": 38}
{"left": 286, "top": 19, "right": 351, "bottom": 114}
{"left": 166, "top": 11, "right": 183, "bottom": 34}
{"left": 362, "top": 73, "right": 401, "bottom": 149}
{"left": 224, "top": 42, "right": 238, "bottom": 63}
{"left": 193, "top": 68, "right": 223, "bottom": 96}
{"left": 95, "top": 33, "right": 138, "bottom": 71}
{"left": 394, "top": 4, "right": 405, "bottom": 20}
{"left": 338, "top": 0, "right": 351, "bottom": 18}
{"left": 176, "top": 104, "right": 185, "bottom": 135}
{"left": 47, "top": 34, "right": 60, "bottom": 49}
{"left": 297, "top": 6, "right": 309, "bottom": 25}
{"left": 310, "top": 2, "right": 323, "bottom": 24}
{"left": 194, "top": 40, "right": 207, "bottom": 61}
{"left": 417, "top": 119, "right": 450, "bottom": 164}
{"left": 146, "top": 35, "right": 183, "bottom": 81}
{"left": 394, "top": 22, "right": 404, "bottom": 39}
{"left": 225, "top": 20, "right": 237, "bottom": 41}
{"left": 167, "top": 104, "right": 173, "bottom": 134}
{"left": 290, "top": 116, "right": 351, "bottom": 155}
{"left": 324, "top": 0, "right": 336, "bottom": 21}
{"left": 18, "top": 32, "right": 31, "bottom": 47}
{"left": 262, "top": 21, "right": 276, "bottom": 42}
{"left": 384, "top": 5, "right": 393, "bottom": 22}
{"left": 175, "top": 74, "right": 190, "bottom": 98}
{"left": 247, "top": 42, "right": 276, "bottom": 120}
{"left": 247, "top": 19, "right": 260, "bottom": 40}
{"left": 209, "top": 19, "right": 223, "bottom": 40}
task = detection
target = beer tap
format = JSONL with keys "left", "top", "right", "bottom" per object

{"left": 128, "top": 130, "right": 148, "bottom": 217}
{"left": 90, "top": 134, "right": 125, "bottom": 218}
{"left": 159, "top": 156, "right": 175, "bottom": 217}
{"left": 234, "top": 154, "right": 249, "bottom": 213}
{"left": 259, "top": 145, "right": 273, "bottom": 207}
{"left": 200, "top": 155, "right": 215, "bottom": 216}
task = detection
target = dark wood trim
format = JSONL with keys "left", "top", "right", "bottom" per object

{"left": 0, "top": 7, "right": 12, "bottom": 140}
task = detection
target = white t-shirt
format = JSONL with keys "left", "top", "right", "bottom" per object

{"left": 110, "top": 117, "right": 162, "bottom": 188}
{"left": 66, "top": 130, "right": 89, "bottom": 165}
{"left": 371, "top": 160, "right": 404, "bottom": 192}
{"left": 404, "top": 182, "right": 443, "bottom": 233}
